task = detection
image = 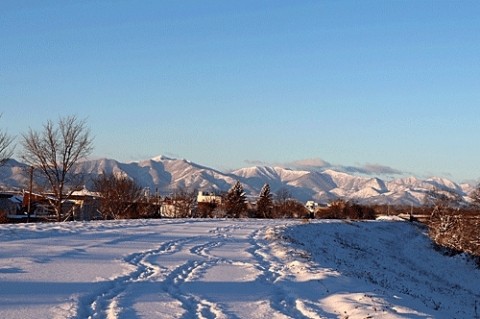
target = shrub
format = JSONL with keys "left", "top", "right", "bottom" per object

{"left": 317, "top": 200, "right": 376, "bottom": 220}
{"left": 428, "top": 208, "right": 480, "bottom": 265}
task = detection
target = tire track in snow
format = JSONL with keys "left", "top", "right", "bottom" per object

{"left": 190, "top": 240, "right": 224, "bottom": 259}
{"left": 247, "top": 226, "right": 315, "bottom": 319}
{"left": 162, "top": 243, "right": 234, "bottom": 319}
{"left": 80, "top": 222, "right": 285, "bottom": 319}
{"left": 78, "top": 237, "right": 194, "bottom": 319}
{"left": 208, "top": 224, "right": 243, "bottom": 239}
{"left": 161, "top": 223, "right": 248, "bottom": 319}
{"left": 163, "top": 260, "right": 213, "bottom": 319}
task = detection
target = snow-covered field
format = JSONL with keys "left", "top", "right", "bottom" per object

{"left": 0, "top": 219, "right": 478, "bottom": 319}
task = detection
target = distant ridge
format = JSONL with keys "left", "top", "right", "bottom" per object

{"left": 0, "top": 155, "right": 474, "bottom": 206}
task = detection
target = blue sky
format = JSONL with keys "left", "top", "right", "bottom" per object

{"left": 1, "top": 1, "right": 480, "bottom": 182}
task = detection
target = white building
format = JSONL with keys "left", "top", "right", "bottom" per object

{"left": 305, "top": 200, "right": 319, "bottom": 213}
{"left": 197, "top": 191, "right": 222, "bottom": 205}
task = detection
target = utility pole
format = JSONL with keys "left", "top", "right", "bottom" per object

{"left": 155, "top": 187, "right": 161, "bottom": 218}
{"left": 27, "top": 166, "right": 33, "bottom": 223}
{"left": 409, "top": 203, "right": 414, "bottom": 222}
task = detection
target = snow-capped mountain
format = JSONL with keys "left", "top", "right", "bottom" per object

{"left": 0, "top": 155, "right": 474, "bottom": 206}
{"left": 72, "top": 156, "right": 238, "bottom": 193}
{"left": 0, "top": 159, "right": 31, "bottom": 189}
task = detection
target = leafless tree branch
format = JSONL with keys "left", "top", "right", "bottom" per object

{"left": 20, "top": 115, "right": 93, "bottom": 221}
{"left": 0, "top": 114, "right": 15, "bottom": 166}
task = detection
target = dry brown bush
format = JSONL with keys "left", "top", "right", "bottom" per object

{"left": 316, "top": 200, "right": 376, "bottom": 220}
{"left": 428, "top": 208, "right": 480, "bottom": 265}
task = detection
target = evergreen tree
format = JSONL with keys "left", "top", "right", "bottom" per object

{"left": 257, "top": 183, "right": 273, "bottom": 218}
{"left": 224, "top": 181, "right": 247, "bottom": 218}
{"left": 470, "top": 183, "right": 480, "bottom": 208}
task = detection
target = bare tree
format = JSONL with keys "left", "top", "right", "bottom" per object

{"left": 93, "top": 172, "right": 143, "bottom": 220}
{"left": 21, "top": 115, "right": 93, "bottom": 221}
{"left": 0, "top": 114, "right": 14, "bottom": 166}
{"left": 273, "top": 187, "right": 292, "bottom": 218}
{"left": 171, "top": 187, "right": 197, "bottom": 218}
{"left": 319, "top": 199, "right": 347, "bottom": 219}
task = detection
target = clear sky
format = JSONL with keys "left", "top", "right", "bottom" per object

{"left": 1, "top": 1, "right": 480, "bottom": 182}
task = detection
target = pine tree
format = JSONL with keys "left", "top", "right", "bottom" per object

{"left": 257, "top": 183, "right": 273, "bottom": 218}
{"left": 470, "top": 183, "right": 480, "bottom": 208}
{"left": 224, "top": 181, "right": 247, "bottom": 218}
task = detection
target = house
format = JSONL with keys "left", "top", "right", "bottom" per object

{"left": 14, "top": 190, "right": 100, "bottom": 221}
{"left": 160, "top": 197, "right": 195, "bottom": 218}
{"left": 0, "top": 191, "right": 55, "bottom": 222}
{"left": 21, "top": 191, "right": 59, "bottom": 220}
{"left": 69, "top": 189, "right": 101, "bottom": 220}
{"left": 197, "top": 191, "right": 222, "bottom": 205}
{"left": 0, "top": 192, "right": 23, "bottom": 221}
{"left": 305, "top": 200, "right": 320, "bottom": 213}
{"left": 160, "top": 198, "right": 177, "bottom": 218}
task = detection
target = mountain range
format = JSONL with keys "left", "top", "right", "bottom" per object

{"left": 0, "top": 156, "right": 475, "bottom": 206}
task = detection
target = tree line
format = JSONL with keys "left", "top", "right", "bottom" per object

{"left": 91, "top": 175, "right": 309, "bottom": 220}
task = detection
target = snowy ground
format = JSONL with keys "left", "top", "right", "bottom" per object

{"left": 0, "top": 219, "right": 478, "bottom": 319}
